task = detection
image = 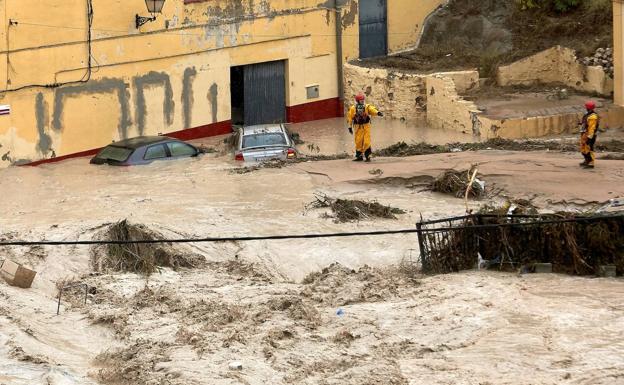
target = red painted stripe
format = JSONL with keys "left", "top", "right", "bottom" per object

{"left": 26, "top": 148, "right": 101, "bottom": 167}
{"left": 166, "top": 120, "right": 232, "bottom": 141}
{"left": 23, "top": 120, "right": 233, "bottom": 167}
{"left": 286, "top": 97, "right": 344, "bottom": 124}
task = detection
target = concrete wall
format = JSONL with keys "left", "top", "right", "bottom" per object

{"left": 480, "top": 104, "right": 624, "bottom": 139}
{"left": 343, "top": 62, "right": 478, "bottom": 123}
{"left": 614, "top": 1, "right": 624, "bottom": 106}
{"left": 345, "top": 61, "right": 622, "bottom": 140}
{"left": 497, "top": 46, "right": 614, "bottom": 96}
{"left": 0, "top": 0, "right": 443, "bottom": 167}
{"left": 425, "top": 74, "right": 481, "bottom": 137}
{"left": 343, "top": 63, "right": 428, "bottom": 121}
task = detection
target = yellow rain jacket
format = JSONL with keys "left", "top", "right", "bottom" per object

{"left": 347, "top": 103, "right": 379, "bottom": 154}
{"left": 580, "top": 111, "right": 599, "bottom": 165}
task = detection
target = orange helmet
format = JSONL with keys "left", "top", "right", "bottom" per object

{"left": 585, "top": 101, "right": 596, "bottom": 110}
{"left": 355, "top": 93, "right": 365, "bottom": 103}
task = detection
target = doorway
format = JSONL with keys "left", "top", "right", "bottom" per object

{"left": 230, "top": 60, "right": 286, "bottom": 126}
{"left": 359, "top": 0, "right": 388, "bottom": 59}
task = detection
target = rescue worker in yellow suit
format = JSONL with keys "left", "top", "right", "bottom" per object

{"left": 347, "top": 93, "right": 383, "bottom": 162}
{"left": 580, "top": 101, "right": 599, "bottom": 169}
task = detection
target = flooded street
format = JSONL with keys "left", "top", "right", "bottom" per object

{"left": 285, "top": 118, "right": 474, "bottom": 155}
{"left": 1, "top": 121, "right": 624, "bottom": 385}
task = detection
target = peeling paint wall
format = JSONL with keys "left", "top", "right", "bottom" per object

{"left": 344, "top": 63, "right": 428, "bottom": 121}
{"left": 426, "top": 74, "right": 481, "bottom": 137}
{"left": 615, "top": 1, "right": 623, "bottom": 105}
{"left": 0, "top": 0, "right": 440, "bottom": 168}
{"left": 497, "top": 46, "right": 614, "bottom": 96}
{"left": 344, "top": 62, "right": 478, "bottom": 123}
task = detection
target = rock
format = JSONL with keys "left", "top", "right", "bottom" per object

{"left": 229, "top": 361, "right": 243, "bottom": 371}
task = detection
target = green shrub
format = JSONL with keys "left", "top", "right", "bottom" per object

{"left": 516, "top": 0, "right": 581, "bottom": 13}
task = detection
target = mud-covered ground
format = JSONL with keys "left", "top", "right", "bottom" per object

{"left": 1, "top": 122, "right": 624, "bottom": 384}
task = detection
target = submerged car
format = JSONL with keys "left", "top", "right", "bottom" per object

{"left": 233, "top": 124, "right": 298, "bottom": 162}
{"left": 90, "top": 136, "right": 199, "bottom": 166}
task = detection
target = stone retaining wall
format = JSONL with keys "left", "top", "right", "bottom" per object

{"left": 343, "top": 62, "right": 478, "bottom": 124}
{"left": 497, "top": 46, "right": 613, "bottom": 96}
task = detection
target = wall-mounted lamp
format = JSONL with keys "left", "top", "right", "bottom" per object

{"left": 136, "top": 0, "right": 166, "bottom": 29}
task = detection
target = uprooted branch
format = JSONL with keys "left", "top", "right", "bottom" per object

{"left": 309, "top": 194, "right": 405, "bottom": 223}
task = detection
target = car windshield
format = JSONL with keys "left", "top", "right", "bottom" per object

{"left": 242, "top": 132, "right": 287, "bottom": 149}
{"left": 95, "top": 146, "right": 132, "bottom": 162}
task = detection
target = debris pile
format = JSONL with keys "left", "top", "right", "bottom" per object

{"left": 581, "top": 47, "right": 614, "bottom": 78}
{"left": 375, "top": 142, "right": 448, "bottom": 157}
{"left": 230, "top": 154, "right": 351, "bottom": 174}
{"left": 301, "top": 263, "right": 403, "bottom": 307}
{"left": 429, "top": 167, "right": 484, "bottom": 199}
{"left": 91, "top": 220, "right": 204, "bottom": 275}
{"left": 376, "top": 139, "right": 624, "bottom": 157}
{"left": 309, "top": 194, "right": 406, "bottom": 223}
{"left": 421, "top": 213, "right": 624, "bottom": 275}
{"left": 478, "top": 199, "right": 539, "bottom": 215}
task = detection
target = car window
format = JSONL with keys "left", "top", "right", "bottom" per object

{"left": 242, "top": 133, "right": 287, "bottom": 149}
{"left": 95, "top": 146, "right": 132, "bottom": 162}
{"left": 167, "top": 142, "right": 197, "bottom": 157}
{"left": 144, "top": 144, "right": 167, "bottom": 160}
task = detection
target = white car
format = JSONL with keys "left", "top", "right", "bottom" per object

{"left": 233, "top": 124, "right": 298, "bottom": 162}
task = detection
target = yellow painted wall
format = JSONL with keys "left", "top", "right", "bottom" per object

{"left": 0, "top": 0, "right": 439, "bottom": 167}
{"left": 614, "top": 1, "right": 623, "bottom": 106}
{"left": 387, "top": 0, "right": 444, "bottom": 54}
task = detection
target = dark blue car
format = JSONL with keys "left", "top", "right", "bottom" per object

{"left": 90, "top": 136, "right": 199, "bottom": 166}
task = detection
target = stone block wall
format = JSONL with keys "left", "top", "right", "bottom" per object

{"left": 343, "top": 63, "right": 428, "bottom": 122}
{"left": 343, "top": 63, "right": 479, "bottom": 124}
{"left": 497, "top": 46, "right": 613, "bottom": 96}
{"left": 425, "top": 75, "right": 481, "bottom": 137}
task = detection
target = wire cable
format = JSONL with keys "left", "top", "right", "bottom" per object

{"left": 2, "top": 0, "right": 93, "bottom": 93}
{"left": 0, "top": 214, "right": 622, "bottom": 247}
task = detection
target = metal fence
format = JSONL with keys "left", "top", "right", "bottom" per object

{"left": 417, "top": 213, "right": 624, "bottom": 275}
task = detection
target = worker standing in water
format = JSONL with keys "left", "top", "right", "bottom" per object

{"left": 579, "top": 101, "right": 599, "bottom": 169}
{"left": 347, "top": 93, "right": 383, "bottom": 162}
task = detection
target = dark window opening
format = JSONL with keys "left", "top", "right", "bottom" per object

{"left": 230, "top": 66, "right": 245, "bottom": 127}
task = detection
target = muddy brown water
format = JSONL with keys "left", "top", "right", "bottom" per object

{"left": 1, "top": 118, "right": 624, "bottom": 384}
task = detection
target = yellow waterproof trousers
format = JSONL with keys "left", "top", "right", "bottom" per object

{"left": 580, "top": 133, "right": 595, "bottom": 165}
{"left": 354, "top": 123, "right": 371, "bottom": 154}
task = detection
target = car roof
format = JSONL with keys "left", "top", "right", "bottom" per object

{"left": 241, "top": 124, "right": 285, "bottom": 136}
{"left": 108, "top": 136, "right": 172, "bottom": 149}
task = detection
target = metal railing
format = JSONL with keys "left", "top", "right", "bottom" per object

{"left": 417, "top": 213, "right": 624, "bottom": 275}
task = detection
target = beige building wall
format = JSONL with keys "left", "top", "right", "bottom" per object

{"left": 614, "top": 0, "right": 624, "bottom": 106}
{"left": 0, "top": 0, "right": 441, "bottom": 167}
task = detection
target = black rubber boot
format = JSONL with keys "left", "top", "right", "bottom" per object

{"left": 353, "top": 151, "right": 363, "bottom": 161}
{"left": 364, "top": 148, "right": 372, "bottom": 162}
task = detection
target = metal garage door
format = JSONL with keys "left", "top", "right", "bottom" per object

{"left": 359, "top": 0, "right": 387, "bottom": 59}
{"left": 244, "top": 60, "right": 286, "bottom": 126}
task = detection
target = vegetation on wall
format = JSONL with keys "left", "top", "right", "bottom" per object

{"left": 516, "top": 0, "right": 581, "bottom": 13}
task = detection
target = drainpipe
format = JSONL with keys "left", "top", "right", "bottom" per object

{"left": 334, "top": 0, "right": 344, "bottom": 115}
